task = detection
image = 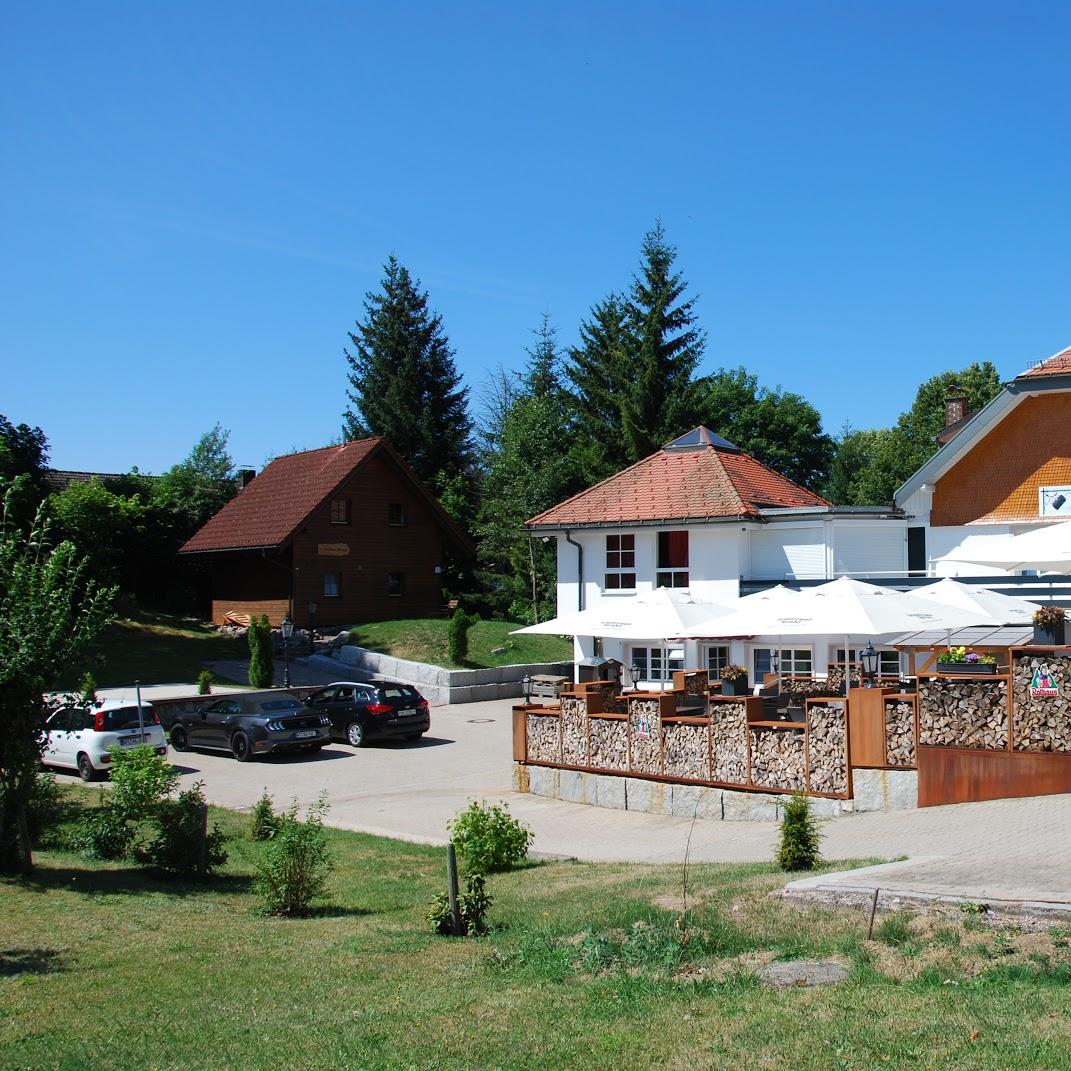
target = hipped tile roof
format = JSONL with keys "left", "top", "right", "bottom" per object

{"left": 1018, "top": 345, "right": 1071, "bottom": 379}
{"left": 526, "top": 428, "right": 828, "bottom": 528}
{"left": 181, "top": 440, "right": 381, "bottom": 552}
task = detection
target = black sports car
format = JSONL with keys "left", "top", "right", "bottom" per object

{"left": 304, "top": 681, "right": 431, "bottom": 747}
{"left": 168, "top": 694, "right": 331, "bottom": 761}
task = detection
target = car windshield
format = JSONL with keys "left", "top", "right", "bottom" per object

{"left": 380, "top": 686, "right": 420, "bottom": 702}
{"left": 101, "top": 707, "right": 152, "bottom": 731}
{"left": 258, "top": 700, "right": 303, "bottom": 714}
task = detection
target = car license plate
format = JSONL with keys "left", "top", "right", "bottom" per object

{"left": 294, "top": 729, "right": 318, "bottom": 739}
{"left": 398, "top": 708, "right": 416, "bottom": 717}
{"left": 120, "top": 735, "right": 144, "bottom": 746}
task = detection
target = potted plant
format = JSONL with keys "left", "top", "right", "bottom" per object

{"left": 720, "top": 663, "right": 749, "bottom": 696}
{"left": 1033, "top": 605, "right": 1067, "bottom": 647}
{"left": 936, "top": 647, "right": 998, "bottom": 675}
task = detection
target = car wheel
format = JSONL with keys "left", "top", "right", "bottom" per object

{"left": 346, "top": 721, "right": 366, "bottom": 748}
{"left": 77, "top": 753, "right": 97, "bottom": 782}
{"left": 231, "top": 731, "right": 253, "bottom": 762}
{"left": 170, "top": 725, "right": 188, "bottom": 751}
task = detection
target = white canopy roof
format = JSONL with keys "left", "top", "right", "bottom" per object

{"left": 910, "top": 578, "right": 1039, "bottom": 625}
{"left": 936, "top": 521, "right": 1071, "bottom": 573}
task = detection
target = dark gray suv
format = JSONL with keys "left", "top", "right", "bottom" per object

{"left": 169, "top": 695, "right": 331, "bottom": 761}
{"left": 305, "top": 681, "right": 431, "bottom": 747}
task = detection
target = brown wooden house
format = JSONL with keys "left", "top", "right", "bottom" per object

{"left": 180, "top": 438, "right": 473, "bottom": 628}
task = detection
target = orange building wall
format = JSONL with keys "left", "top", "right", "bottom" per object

{"left": 931, "top": 393, "right": 1071, "bottom": 526}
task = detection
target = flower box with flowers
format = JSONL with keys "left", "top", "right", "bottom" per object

{"left": 936, "top": 647, "right": 998, "bottom": 675}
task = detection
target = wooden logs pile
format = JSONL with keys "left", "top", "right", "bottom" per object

{"left": 1012, "top": 654, "right": 1071, "bottom": 753}
{"left": 807, "top": 705, "right": 848, "bottom": 794}
{"left": 884, "top": 698, "right": 917, "bottom": 766}
{"left": 710, "top": 702, "right": 748, "bottom": 785}
{"left": 560, "top": 697, "right": 589, "bottom": 765}
{"left": 526, "top": 714, "right": 562, "bottom": 763}
{"left": 628, "top": 698, "right": 662, "bottom": 774}
{"left": 680, "top": 670, "right": 709, "bottom": 696}
{"left": 663, "top": 723, "right": 709, "bottom": 780}
{"left": 918, "top": 678, "right": 1008, "bottom": 750}
{"left": 749, "top": 727, "right": 806, "bottom": 790}
{"left": 589, "top": 718, "right": 628, "bottom": 771}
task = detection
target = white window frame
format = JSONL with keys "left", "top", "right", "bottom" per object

{"left": 752, "top": 646, "right": 814, "bottom": 679}
{"left": 604, "top": 532, "right": 636, "bottom": 592}
{"left": 630, "top": 645, "right": 684, "bottom": 683}
{"left": 703, "top": 644, "right": 730, "bottom": 678}
{"left": 656, "top": 530, "right": 689, "bottom": 589}
{"left": 835, "top": 647, "right": 901, "bottom": 678}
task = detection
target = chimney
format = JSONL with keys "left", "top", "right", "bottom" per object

{"left": 944, "top": 384, "right": 968, "bottom": 428}
{"left": 238, "top": 468, "right": 256, "bottom": 490}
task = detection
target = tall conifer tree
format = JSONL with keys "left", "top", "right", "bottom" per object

{"left": 343, "top": 257, "right": 474, "bottom": 495}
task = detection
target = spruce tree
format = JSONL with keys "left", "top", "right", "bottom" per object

{"left": 342, "top": 257, "right": 474, "bottom": 496}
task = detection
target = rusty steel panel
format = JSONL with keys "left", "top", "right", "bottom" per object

{"left": 918, "top": 745, "right": 1071, "bottom": 807}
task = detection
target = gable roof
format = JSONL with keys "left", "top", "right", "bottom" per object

{"left": 180, "top": 438, "right": 473, "bottom": 555}
{"left": 526, "top": 427, "right": 829, "bottom": 529}
{"left": 1018, "top": 344, "right": 1071, "bottom": 379}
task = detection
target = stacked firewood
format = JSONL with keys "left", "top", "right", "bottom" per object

{"left": 749, "top": 727, "right": 806, "bottom": 790}
{"left": 884, "top": 699, "right": 917, "bottom": 766}
{"left": 663, "top": 723, "right": 709, "bottom": 780}
{"left": 559, "top": 697, "right": 589, "bottom": 765}
{"left": 589, "top": 718, "right": 628, "bottom": 771}
{"left": 918, "top": 678, "right": 1008, "bottom": 750}
{"left": 710, "top": 702, "right": 748, "bottom": 784}
{"left": 1012, "top": 655, "right": 1071, "bottom": 752}
{"left": 526, "top": 713, "right": 562, "bottom": 763}
{"left": 628, "top": 698, "right": 662, "bottom": 774}
{"left": 679, "top": 670, "right": 709, "bottom": 696}
{"left": 807, "top": 705, "right": 848, "bottom": 794}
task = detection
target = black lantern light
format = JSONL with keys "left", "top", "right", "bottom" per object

{"left": 631, "top": 662, "right": 644, "bottom": 690}
{"left": 521, "top": 674, "right": 532, "bottom": 704}
{"left": 860, "top": 641, "right": 880, "bottom": 688}
{"left": 281, "top": 617, "right": 294, "bottom": 688}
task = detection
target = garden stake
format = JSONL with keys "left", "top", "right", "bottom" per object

{"left": 447, "top": 842, "right": 463, "bottom": 936}
{"left": 867, "top": 887, "right": 880, "bottom": 939}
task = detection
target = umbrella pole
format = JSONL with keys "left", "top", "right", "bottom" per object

{"left": 845, "top": 634, "right": 850, "bottom": 697}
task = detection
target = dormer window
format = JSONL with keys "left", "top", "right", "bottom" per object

{"left": 330, "top": 498, "right": 351, "bottom": 525}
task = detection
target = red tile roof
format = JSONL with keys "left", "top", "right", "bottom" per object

{"left": 526, "top": 429, "right": 828, "bottom": 528}
{"left": 1018, "top": 345, "right": 1071, "bottom": 379}
{"left": 181, "top": 440, "right": 381, "bottom": 552}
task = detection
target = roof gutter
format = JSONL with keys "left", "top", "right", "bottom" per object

{"left": 564, "top": 529, "right": 584, "bottom": 611}
{"left": 527, "top": 513, "right": 759, "bottom": 533}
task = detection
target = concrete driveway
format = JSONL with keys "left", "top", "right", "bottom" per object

{"left": 58, "top": 694, "right": 1071, "bottom": 913}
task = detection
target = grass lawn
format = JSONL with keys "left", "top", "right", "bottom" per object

{"left": 56, "top": 611, "right": 249, "bottom": 690}
{"left": 348, "top": 618, "right": 571, "bottom": 669}
{"left": 4, "top": 790, "right": 1071, "bottom": 1071}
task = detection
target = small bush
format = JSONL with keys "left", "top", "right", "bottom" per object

{"left": 80, "top": 672, "right": 98, "bottom": 705}
{"left": 253, "top": 795, "right": 333, "bottom": 916}
{"left": 777, "top": 792, "right": 822, "bottom": 871}
{"left": 247, "top": 615, "right": 274, "bottom": 688}
{"left": 250, "top": 789, "right": 278, "bottom": 841}
{"left": 429, "top": 872, "right": 493, "bottom": 936}
{"left": 75, "top": 804, "right": 134, "bottom": 860}
{"left": 26, "top": 772, "right": 67, "bottom": 846}
{"left": 197, "top": 669, "right": 214, "bottom": 695}
{"left": 109, "top": 745, "right": 179, "bottom": 823}
{"left": 448, "top": 800, "right": 533, "bottom": 874}
{"left": 143, "top": 781, "right": 227, "bottom": 878}
{"left": 447, "top": 608, "right": 479, "bottom": 664}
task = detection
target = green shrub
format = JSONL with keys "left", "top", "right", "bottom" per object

{"left": 197, "top": 669, "right": 214, "bottom": 695}
{"left": 143, "top": 781, "right": 227, "bottom": 878}
{"left": 253, "top": 796, "right": 333, "bottom": 916}
{"left": 26, "top": 772, "right": 67, "bottom": 846}
{"left": 777, "top": 791, "right": 822, "bottom": 871}
{"left": 447, "top": 608, "right": 479, "bottom": 664}
{"left": 75, "top": 804, "right": 134, "bottom": 860}
{"left": 448, "top": 800, "right": 533, "bottom": 874}
{"left": 250, "top": 789, "right": 277, "bottom": 841}
{"left": 428, "top": 872, "right": 493, "bottom": 936}
{"left": 80, "top": 671, "right": 98, "bottom": 705}
{"left": 247, "top": 615, "right": 274, "bottom": 688}
{"left": 109, "top": 745, "right": 179, "bottom": 823}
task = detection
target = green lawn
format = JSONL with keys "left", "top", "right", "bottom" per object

{"left": 348, "top": 617, "right": 571, "bottom": 668}
{"left": 56, "top": 611, "right": 249, "bottom": 689}
{"left": 3, "top": 790, "right": 1071, "bottom": 1071}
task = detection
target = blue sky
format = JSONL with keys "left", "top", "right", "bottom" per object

{"left": 3, "top": 2, "right": 1070, "bottom": 474}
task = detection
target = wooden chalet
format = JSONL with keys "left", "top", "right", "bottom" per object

{"left": 180, "top": 439, "right": 473, "bottom": 629}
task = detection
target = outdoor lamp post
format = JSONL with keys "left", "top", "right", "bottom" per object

{"left": 521, "top": 674, "right": 532, "bottom": 704}
{"left": 860, "top": 641, "right": 880, "bottom": 688}
{"left": 631, "top": 662, "right": 644, "bottom": 690}
{"left": 281, "top": 617, "right": 294, "bottom": 688}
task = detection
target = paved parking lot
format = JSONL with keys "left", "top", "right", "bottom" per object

{"left": 56, "top": 693, "right": 1071, "bottom": 910}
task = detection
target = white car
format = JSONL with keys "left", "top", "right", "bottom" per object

{"left": 42, "top": 700, "right": 169, "bottom": 781}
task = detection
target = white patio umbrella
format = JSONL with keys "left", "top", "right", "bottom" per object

{"left": 911, "top": 578, "right": 1039, "bottom": 625}
{"left": 680, "top": 577, "right": 982, "bottom": 694}
{"left": 512, "top": 588, "right": 736, "bottom": 689}
{"left": 937, "top": 521, "right": 1071, "bottom": 573}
